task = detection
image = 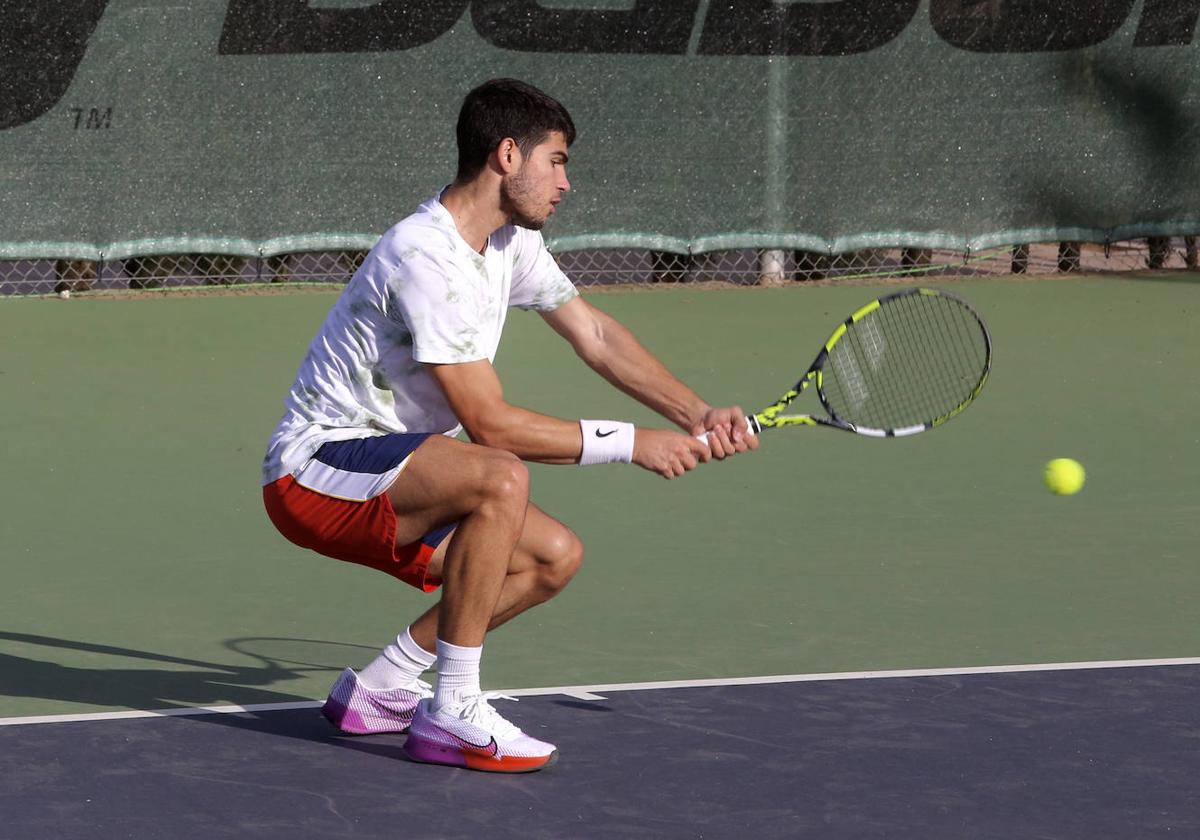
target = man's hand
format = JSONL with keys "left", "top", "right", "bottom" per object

{"left": 692, "top": 406, "right": 760, "bottom": 460}
{"left": 633, "top": 429, "right": 712, "bottom": 479}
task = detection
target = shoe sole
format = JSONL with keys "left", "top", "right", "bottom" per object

{"left": 403, "top": 734, "right": 558, "bottom": 773}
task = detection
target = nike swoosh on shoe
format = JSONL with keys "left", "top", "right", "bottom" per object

{"left": 448, "top": 732, "right": 499, "bottom": 757}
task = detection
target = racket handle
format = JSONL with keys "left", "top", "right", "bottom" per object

{"left": 695, "top": 416, "right": 760, "bottom": 446}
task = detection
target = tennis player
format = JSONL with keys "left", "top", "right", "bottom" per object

{"left": 261, "top": 78, "right": 756, "bottom": 773}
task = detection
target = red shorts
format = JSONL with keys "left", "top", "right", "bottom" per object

{"left": 262, "top": 435, "right": 455, "bottom": 592}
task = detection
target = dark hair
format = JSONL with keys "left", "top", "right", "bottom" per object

{"left": 455, "top": 78, "right": 576, "bottom": 181}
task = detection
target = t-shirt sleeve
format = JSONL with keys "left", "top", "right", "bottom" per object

{"left": 508, "top": 230, "right": 579, "bottom": 312}
{"left": 387, "top": 251, "right": 489, "bottom": 364}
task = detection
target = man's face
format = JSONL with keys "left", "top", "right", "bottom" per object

{"left": 500, "top": 130, "right": 571, "bottom": 231}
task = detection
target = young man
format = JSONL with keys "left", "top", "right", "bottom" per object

{"left": 262, "top": 78, "right": 757, "bottom": 773}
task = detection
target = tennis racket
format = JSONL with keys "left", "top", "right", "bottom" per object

{"left": 713, "top": 287, "right": 991, "bottom": 440}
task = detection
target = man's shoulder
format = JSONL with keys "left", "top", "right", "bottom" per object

{"left": 379, "top": 200, "right": 457, "bottom": 257}
{"left": 490, "top": 224, "right": 552, "bottom": 270}
{"left": 358, "top": 210, "right": 461, "bottom": 291}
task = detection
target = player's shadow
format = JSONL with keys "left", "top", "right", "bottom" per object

{"left": 0, "top": 631, "right": 601, "bottom": 765}
{"left": 552, "top": 698, "right": 614, "bottom": 713}
{"left": 0, "top": 630, "right": 435, "bottom": 766}
{"left": 0, "top": 630, "right": 375, "bottom": 706}
{"left": 0, "top": 632, "right": 316, "bottom": 709}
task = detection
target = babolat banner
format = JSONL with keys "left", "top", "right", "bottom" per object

{"left": 2, "top": 1, "right": 1200, "bottom": 259}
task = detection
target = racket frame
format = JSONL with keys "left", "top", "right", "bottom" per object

{"left": 751, "top": 288, "right": 991, "bottom": 438}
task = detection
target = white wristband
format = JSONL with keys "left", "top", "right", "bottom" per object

{"left": 579, "top": 420, "right": 635, "bottom": 465}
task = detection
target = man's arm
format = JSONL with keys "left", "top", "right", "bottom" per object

{"left": 539, "top": 296, "right": 757, "bottom": 458}
{"left": 426, "top": 358, "right": 713, "bottom": 478}
{"left": 426, "top": 359, "right": 583, "bottom": 464}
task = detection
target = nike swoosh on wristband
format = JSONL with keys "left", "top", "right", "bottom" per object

{"left": 595, "top": 428, "right": 618, "bottom": 438}
{"left": 449, "top": 732, "right": 500, "bottom": 757}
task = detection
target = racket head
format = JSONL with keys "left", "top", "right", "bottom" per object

{"left": 811, "top": 287, "right": 991, "bottom": 436}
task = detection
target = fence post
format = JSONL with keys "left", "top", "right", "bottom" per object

{"left": 758, "top": 249, "right": 786, "bottom": 284}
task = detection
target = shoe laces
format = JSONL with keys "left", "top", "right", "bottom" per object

{"left": 456, "top": 692, "right": 521, "bottom": 740}
{"left": 412, "top": 678, "right": 434, "bottom": 699}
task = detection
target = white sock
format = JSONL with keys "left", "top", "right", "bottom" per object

{"left": 358, "top": 627, "right": 436, "bottom": 690}
{"left": 432, "top": 639, "right": 482, "bottom": 711}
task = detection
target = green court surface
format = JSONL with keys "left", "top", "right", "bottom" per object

{"left": 1, "top": 277, "right": 1197, "bottom": 719}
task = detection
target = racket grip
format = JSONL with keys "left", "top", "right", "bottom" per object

{"left": 695, "top": 416, "right": 760, "bottom": 446}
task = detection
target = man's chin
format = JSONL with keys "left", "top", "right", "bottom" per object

{"left": 513, "top": 217, "right": 546, "bottom": 231}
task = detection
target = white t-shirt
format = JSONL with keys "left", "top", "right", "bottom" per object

{"left": 261, "top": 193, "right": 579, "bottom": 486}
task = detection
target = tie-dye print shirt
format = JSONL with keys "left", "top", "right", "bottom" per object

{"left": 262, "top": 193, "right": 578, "bottom": 486}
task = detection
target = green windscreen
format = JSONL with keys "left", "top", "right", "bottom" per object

{"left": 2, "top": 1, "right": 1199, "bottom": 260}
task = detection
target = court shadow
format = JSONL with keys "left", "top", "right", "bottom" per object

{"left": 0, "top": 630, "right": 440, "bottom": 762}
{"left": 151, "top": 703, "right": 414, "bottom": 763}
{"left": 551, "top": 699, "right": 614, "bottom": 713}
{"left": 0, "top": 630, "right": 325, "bottom": 712}
{"left": 0, "top": 631, "right": 596, "bottom": 768}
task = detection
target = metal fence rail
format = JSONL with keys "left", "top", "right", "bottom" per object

{"left": 3, "top": 237, "right": 1197, "bottom": 298}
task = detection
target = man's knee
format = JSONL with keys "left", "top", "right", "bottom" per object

{"left": 479, "top": 450, "right": 530, "bottom": 509}
{"left": 540, "top": 526, "right": 584, "bottom": 592}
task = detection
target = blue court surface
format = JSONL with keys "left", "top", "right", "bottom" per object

{"left": 2, "top": 661, "right": 1197, "bottom": 840}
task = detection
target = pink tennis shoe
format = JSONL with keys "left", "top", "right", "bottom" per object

{"left": 321, "top": 668, "right": 433, "bottom": 735}
{"left": 403, "top": 693, "right": 558, "bottom": 773}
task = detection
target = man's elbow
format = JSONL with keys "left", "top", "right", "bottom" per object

{"left": 568, "top": 314, "right": 609, "bottom": 365}
{"left": 461, "top": 415, "right": 509, "bottom": 450}
{"left": 572, "top": 330, "right": 611, "bottom": 371}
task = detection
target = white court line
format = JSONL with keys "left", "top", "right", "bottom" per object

{"left": 0, "top": 701, "right": 322, "bottom": 727}
{"left": 2, "top": 656, "right": 1198, "bottom": 728}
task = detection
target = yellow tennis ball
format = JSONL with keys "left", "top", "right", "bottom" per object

{"left": 1044, "top": 458, "right": 1085, "bottom": 496}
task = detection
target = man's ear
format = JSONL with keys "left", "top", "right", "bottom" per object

{"left": 495, "top": 137, "right": 521, "bottom": 173}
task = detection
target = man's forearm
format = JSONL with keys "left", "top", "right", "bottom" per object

{"left": 577, "top": 314, "right": 710, "bottom": 431}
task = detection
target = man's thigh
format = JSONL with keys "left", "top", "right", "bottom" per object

{"left": 386, "top": 433, "right": 525, "bottom": 547}
{"left": 424, "top": 501, "right": 573, "bottom": 581}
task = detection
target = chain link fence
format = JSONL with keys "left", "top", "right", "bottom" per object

{"left": 3, "top": 237, "right": 1197, "bottom": 297}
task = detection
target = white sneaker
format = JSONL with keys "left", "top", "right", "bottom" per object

{"left": 321, "top": 668, "right": 433, "bottom": 734}
{"left": 403, "top": 693, "right": 558, "bottom": 773}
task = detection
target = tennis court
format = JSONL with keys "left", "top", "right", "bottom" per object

{"left": 1, "top": 276, "right": 1197, "bottom": 838}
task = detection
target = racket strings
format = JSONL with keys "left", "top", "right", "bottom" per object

{"left": 875, "top": 294, "right": 986, "bottom": 424}
{"left": 872, "top": 294, "right": 985, "bottom": 424}
{"left": 820, "top": 292, "right": 989, "bottom": 430}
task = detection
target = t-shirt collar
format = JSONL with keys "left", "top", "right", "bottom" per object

{"left": 429, "top": 187, "right": 489, "bottom": 263}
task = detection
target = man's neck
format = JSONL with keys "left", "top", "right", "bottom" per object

{"left": 439, "top": 181, "right": 507, "bottom": 254}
